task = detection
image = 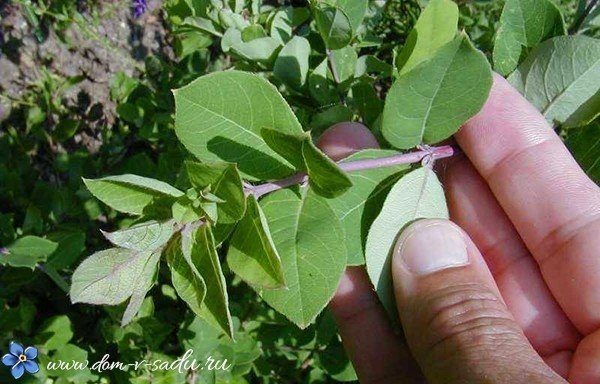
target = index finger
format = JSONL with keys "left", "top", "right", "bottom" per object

{"left": 456, "top": 73, "right": 600, "bottom": 334}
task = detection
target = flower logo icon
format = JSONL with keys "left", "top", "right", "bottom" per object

{"left": 2, "top": 342, "right": 39, "bottom": 379}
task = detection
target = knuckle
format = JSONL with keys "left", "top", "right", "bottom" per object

{"left": 414, "top": 283, "right": 523, "bottom": 355}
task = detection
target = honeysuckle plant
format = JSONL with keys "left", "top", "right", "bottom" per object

{"left": 68, "top": 0, "right": 600, "bottom": 339}
{"left": 2, "top": 0, "right": 598, "bottom": 382}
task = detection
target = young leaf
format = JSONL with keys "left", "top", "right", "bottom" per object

{"left": 328, "top": 150, "right": 408, "bottom": 265}
{"left": 0, "top": 236, "right": 58, "bottom": 269}
{"left": 508, "top": 36, "right": 600, "bottom": 128}
{"left": 314, "top": 5, "right": 352, "bottom": 50}
{"left": 566, "top": 122, "right": 600, "bottom": 183}
{"left": 102, "top": 220, "right": 175, "bottom": 252}
{"left": 382, "top": 34, "right": 492, "bottom": 149}
{"left": 259, "top": 188, "right": 347, "bottom": 328}
{"left": 396, "top": 0, "right": 458, "bottom": 76}
{"left": 166, "top": 234, "right": 207, "bottom": 320}
{"left": 172, "top": 199, "right": 206, "bottom": 225}
{"left": 366, "top": 167, "right": 449, "bottom": 317}
{"left": 83, "top": 175, "right": 184, "bottom": 215}
{"left": 273, "top": 36, "right": 311, "bottom": 89}
{"left": 174, "top": 70, "right": 303, "bottom": 180}
{"left": 493, "top": 0, "right": 566, "bottom": 76}
{"left": 121, "top": 250, "right": 161, "bottom": 326}
{"left": 185, "top": 161, "right": 246, "bottom": 223}
{"left": 183, "top": 225, "right": 234, "bottom": 338}
{"left": 227, "top": 195, "right": 286, "bottom": 289}
{"left": 261, "top": 129, "right": 353, "bottom": 198}
{"left": 70, "top": 248, "right": 158, "bottom": 305}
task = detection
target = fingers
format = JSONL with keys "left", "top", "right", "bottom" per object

{"left": 320, "top": 123, "right": 423, "bottom": 383}
{"left": 329, "top": 267, "right": 423, "bottom": 384}
{"left": 440, "top": 155, "right": 580, "bottom": 362}
{"left": 569, "top": 329, "right": 600, "bottom": 383}
{"left": 392, "top": 219, "right": 566, "bottom": 384}
{"left": 456, "top": 74, "right": 600, "bottom": 333}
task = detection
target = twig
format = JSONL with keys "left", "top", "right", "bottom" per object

{"left": 245, "top": 145, "right": 456, "bottom": 199}
{"left": 37, "top": 264, "right": 70, "bottom": 294}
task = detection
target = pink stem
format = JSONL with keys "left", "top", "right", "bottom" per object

{"left": 246, "top": 145, "right": 456, "bottom": 199}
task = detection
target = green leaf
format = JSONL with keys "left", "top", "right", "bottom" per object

{"left": 83, "top": 174, "right": 184, "bottom": 215}
{"left": 493, "top": 0, "right": 565, "bottom": 76}
{"left": 183, "top": 225, "right": 234, "bottom": 338}
{"left": 333, "top": 0, "right": 367, "bottom": 35}
{"left": 70, "top": 248, "right": 159, "bottom": 305}
{"left": 261, "top": 128, "right": 353, "bottom": 198}
{"left": 38, "top": 315, "right": 73, "bottom": 350}
{"left": 222, "top": 28, "right": 282, "bottom": 63}
{"left": 508, "top": 36, "right": 600, "bottom": 128}
{"left": 270, "top": 7, "right": 308, "bottom": 44}
{"left": 314, "top": 5, "right": 352, "bottom": 50}
{"left": 330, "top": 46, "right": 357, "bottom": 83}
{"left": 181, "top": 16, "right": 223, "bottom": 37}
{"left": 566, "top": 121, "right": 600, "bottom": 183}
{"left": 396, "top": 0, "right": 458, "bottom": 76}
{"left": 316, "top": 338, "right": 357, "bottom": 382}
{"left": 241, "top": 25, "right": 267, "bottom": 41}
{"left": 259, "top": 188, "right": 347, "bottom": 328}
{"left": 366, "top": 167, "right": 449, "bottom": 317}
{"left": 166, "top": 234, "right": 207, "bottom": 320}
{"left": 102, "top": 220, "right": 175, "bottom": 252}
{"left": 355, "top": 55, "right": 393, "bottom": 78}
{"left": 48, "top": 344, "right": 98, "bottom": 382}
{"left": 185, "top": 161, "right": 246, "bottom": 223}
{"left": 309, "top": 59, "right": 338, "bottom": 106}
{"left": 310, "top": 105, "right": 354, "bottom": 134}
{"left": 46, "top": 231, "right": 86, "bottom": 269}
{"left": 174, "top": 70, "right": 303, "bottom": 180}
{"left": 382, "top": 34, "right": 492, "bottom": 149}
{"left": 328, "top": 150, "right": 408, "bottom": 265}
{"left": 121, "top": 250, "right": 161, "bottom": 326}
{"left": 172, "top": 199, "right": 206, "bottom": 225}
{"left": 1, "top": 236, "right": 58, "bottom": 269}
{"left": 228, "top": 195, "right": 286, "bottom": 289}
{"left": 274, "top": 36, "right": 311, "bottom": 89}
{"left": 218, "top": 8, "right": 250, "bottom": 30}
{"left": 53, "top": 119, "right": 80, "bottom": 142}
{"left": 351, "top": 81, "right": 383, "bottom": 127}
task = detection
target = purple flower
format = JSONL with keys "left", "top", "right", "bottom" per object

{"left": 132, "top": 0, "right": 148, "bottom": 18}
{"left": 2, "top": 342, "right": 39, "bottom": 379}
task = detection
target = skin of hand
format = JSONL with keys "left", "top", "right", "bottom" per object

{"left": 317, "top": 74, "right": 600, "bottom": 384}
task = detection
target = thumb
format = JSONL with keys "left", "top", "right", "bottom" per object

{"left": 392, "top": 219, "right": 566, "bottom": 384}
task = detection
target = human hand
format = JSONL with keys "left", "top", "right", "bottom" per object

{"left": 319, "top": 74, "right": 600, "bottom": 384}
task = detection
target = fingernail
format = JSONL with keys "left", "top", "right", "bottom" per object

{"left": 395, "top": 220, "right": 469, "bottom": 275}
